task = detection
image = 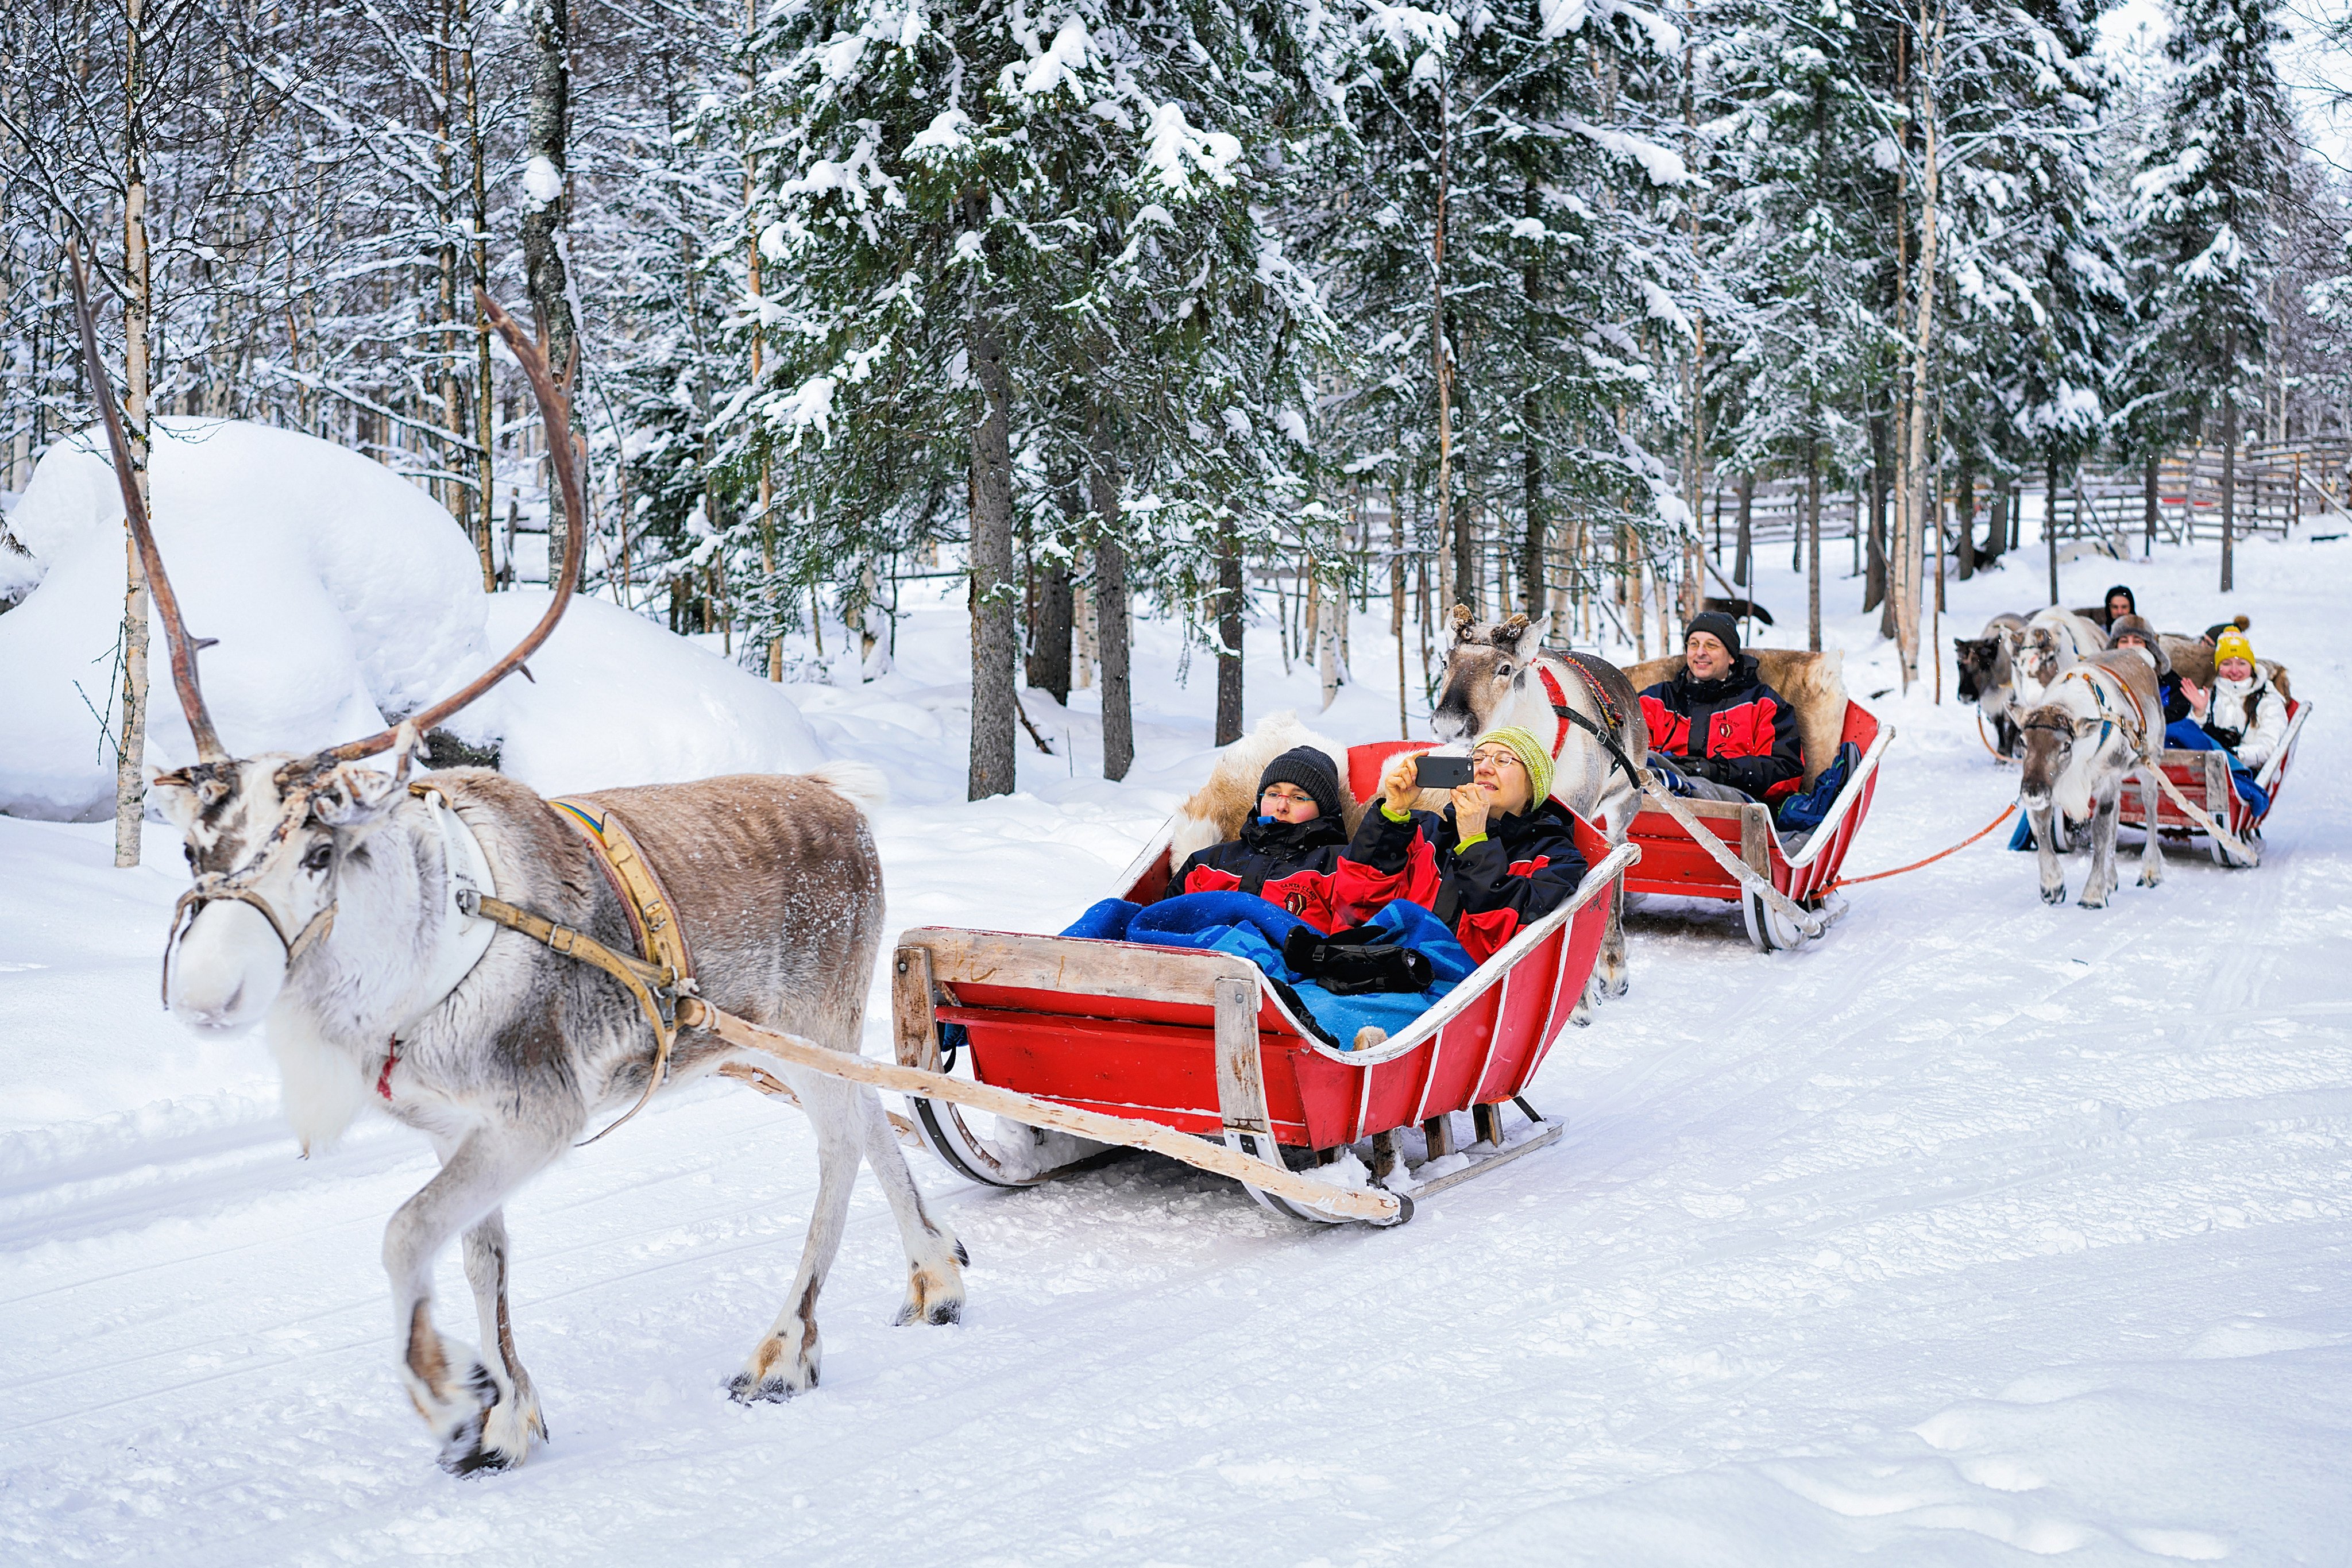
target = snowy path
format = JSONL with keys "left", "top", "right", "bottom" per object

{"left": 3, "top": 536, "right": 2348, "bottom": 1563}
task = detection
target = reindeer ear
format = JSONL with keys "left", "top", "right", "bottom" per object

{"left": 310, "top": 765, "right": 404, "bottom": 828}
{"left": 147, "top": 765, "right": 204, "bottom": 828}
{"left": 1499, "top": 612, "right": 1548, "bottom": 660}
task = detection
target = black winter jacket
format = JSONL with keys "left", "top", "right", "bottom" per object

{"left": 1334, "top": 797, "right": 1589, "bottom": 963}
{"left": 1163, "top": 814, "right": 1350, "bottom": 929}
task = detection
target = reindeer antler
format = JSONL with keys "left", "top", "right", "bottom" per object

{"left": 1498, "top": 612, "right": 1531, "bottom": 639}
{"left": 310, "top": 292, "right": 585, "bottom": 767}
{"left": 1449, "top": 603, "right": 1475, "bottom": 636}
{"left": 65, "top": 238, "right": 229, "bottom": 763}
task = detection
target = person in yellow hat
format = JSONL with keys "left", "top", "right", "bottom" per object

{"left": 2169, "top": 624, "right": 2286, "bottom": 813}
{"left": 1336, "top": 725, "right": 1588, "bottom": 963}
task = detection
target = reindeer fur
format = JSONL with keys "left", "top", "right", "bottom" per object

{"left": 1169, "top": 712, "right": 1359, "bottom": 863}
{"left": 1955, "top": 612, "right": 2027, "bottom": 758}
{"left": 2015, "top": 650, "right": 2165, "bottom": 909}
{"left": 153, "top": 759, "right": 962, "bottom": 1475}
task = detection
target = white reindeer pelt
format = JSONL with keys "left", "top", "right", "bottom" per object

{"left": 2002, "top": 607, "right": 2108, "bottom": 708}
{"left": 2015, "top": 647, "right": 2165, "bottom": 909}
{"left": 1169, "top": 712, "right": 1358, "bottom": 863}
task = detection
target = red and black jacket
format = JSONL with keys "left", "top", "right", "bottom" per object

{"left": 1332, "top": 798, "right": 1589, "bottom": 964}
{"left": 1639, "top": 655, "right": 1804, "bottom": 804}
{"left": 1163, "top": 815, "right": 1349, "bottom": 931}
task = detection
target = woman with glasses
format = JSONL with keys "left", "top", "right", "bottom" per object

{"left": 1333, "top": 727, "right": 1589, "bottom": 964}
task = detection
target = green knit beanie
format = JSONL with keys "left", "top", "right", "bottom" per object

{"left": 1474, "top": 725, "right": 1554, "bottom": 807}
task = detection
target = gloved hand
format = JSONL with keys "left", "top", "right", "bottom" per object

{"left": 1679, "top": 753, "right": 1727, "bottom": 783}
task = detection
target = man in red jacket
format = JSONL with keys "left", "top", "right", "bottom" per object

{"left": 1640, "top": 611, "right": 1803, "bottom": 806}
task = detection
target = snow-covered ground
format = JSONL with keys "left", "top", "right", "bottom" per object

{"left": 2, "top": 511, "right": 2347, "bottom": 1563}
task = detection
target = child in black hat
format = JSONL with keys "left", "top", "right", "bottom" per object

{"left": 1161, "top": 746, "right": 1349, "bottom": 929}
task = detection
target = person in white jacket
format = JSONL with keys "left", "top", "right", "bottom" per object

{"left": 2179, "top": 625, "right": 2288, "bottom": 770}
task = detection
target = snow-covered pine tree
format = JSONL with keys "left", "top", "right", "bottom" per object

{"left": 2133, "top": 0, "right": 2295, "bottom": 590}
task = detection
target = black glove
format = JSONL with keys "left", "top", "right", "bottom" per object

{"left": 2203, "top": 723, "right": 2243, "bottom": 750}
{"left": 1679, "top": 753, "right": 1727, "bottom": 783}
{"left": 1282, "top": 925, "right": 1435, "bottom": 996}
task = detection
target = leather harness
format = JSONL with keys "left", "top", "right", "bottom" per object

{"left": 1538, "top": 656, "right": 1644, "bottom": 787}
{"left": 376, "top": 789, "right": 700, "bottom": 1146}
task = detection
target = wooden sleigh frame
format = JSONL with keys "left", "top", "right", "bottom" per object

{"left": 2117, "top": 698, "right": 2310, "bottom": 868}
{"left": 1624, "top": 700, "right": 1894, "bottom": 951}
{"left": 886, "top": 746, "right": 1640, "bottom": 1227}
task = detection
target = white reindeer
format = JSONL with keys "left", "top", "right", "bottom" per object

{"left": 2014, "top": 648, "right": 2166, "bottom": 909}
{"left": 2000, "top": 607, "right": 2108, "bottom": 709}
{"left": 1429, "top": 607, "right": 1647, "bottom": 1001}
{"left": 72, "top": 265, "right": 963, "bottom": 1475}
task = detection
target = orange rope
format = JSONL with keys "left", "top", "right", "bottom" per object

{"left": 1830, "top": 802, "right": 2018, "bottom": 889}
{"left": 1976, "top": 710, "right": 2008, "bottom": 760}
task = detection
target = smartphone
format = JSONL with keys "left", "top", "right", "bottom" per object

{"left": 1414, "top": 754, "right": 1475, "bottom": 789}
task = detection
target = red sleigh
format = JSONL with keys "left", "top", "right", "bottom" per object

{"left": 2117, "top": 698, "right": 2310, "bottom": 868}
{"left": 890, "top": 743, "right": 1638, "bottom": 1226}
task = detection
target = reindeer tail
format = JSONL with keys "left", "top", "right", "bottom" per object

{"left": 806, "top": 760, "right": 890, "bottom": 816}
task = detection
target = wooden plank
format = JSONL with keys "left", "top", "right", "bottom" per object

{"left": 902, "top": 928, "right": 1258, "bottom": 1007}
{"left": 1400, "top": 1119, "right": 1564, "bottom": 1200}
{"left": 1472, "top": 1102, "right": 1507, "bottom": 1148}
{"left": 682, "top": 998, "right": 1404, "bottom": 1223}
{"left": 892, "top": 944, "right": 940, "bottom": 1071}
{"left": 1213, "top": 975, "right": 1270, "bottom": 1136}
{"left": 1424, "top": 1113, "right": 1459, "bottom": 1159}
{"left": 1739, "top": 804, "right": 1771, "bottom": 879}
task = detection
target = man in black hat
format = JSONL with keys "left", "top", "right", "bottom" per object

{"left": 1638, "top": 612, "right": 1804, "bottom": 806}
{"left": 1160, "top": 746, "right": 1351, "bottom": 928}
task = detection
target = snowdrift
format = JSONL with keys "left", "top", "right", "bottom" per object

{"left": 0, "top": 419, "right": 824, "bottom": 816}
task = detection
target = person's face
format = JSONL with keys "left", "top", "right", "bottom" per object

{"left": 1686, "top": 631, "right": 1732, "bottom": 681}
{"left": 1471, "top": 744, "right": 1534, "bottom": 816}
{"left": 2108, "top": 593, "right": 2133, "bottom": 621}
{"left": 2115, "top": 632, "right": 2150, "bottom": 655}
{"left": 2219, "top": 657, "right": 2254, "bottom": 682}
{"left": 1258, "top": 782, "right": 1321, "bottom": 824}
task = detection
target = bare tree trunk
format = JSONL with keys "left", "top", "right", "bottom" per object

{"left": 1214, "top": 520, "right": 1244, "bottom": 743}
{"left": 1029, "top": 473, "right": 1076, "bottom": 705}
{"left": 114, "top": 0, "right": 155, "bottom": 868}
{"left": 1521, "top": 394, "right": 1546, "bottom": 620}
{"left": 1865, "top": 410, "right": 1890, "bottom": 612}
{"left": 462, "top": 0, "right": 496, "bottom": 592}
{"left": 520, "top": 0, "right": 577, "bottom": 577}
{"left": 1804, "top": 421, "right": 1822, "bottom": 651}
{"left": 1733, "top": 470, "right": 1753, "bottom": 588}
{"left": 2142, "top": 450, "right": 2158, "bottom": 557}
{"left": 1894, "top": 0, "right": 1942, "bottom": 689}
{"left": 2045, "top": 447, "right": 2061, "bottom": 605}
{"left": 1431, "top": 59, "right": 1455, "bottom": 621}
{"left": 2220, "top": 326, "right": 2238, "bottom": 593}
{"left": 1955, "top": 450, "right": 1976, "bottom": 579}
{"left": 1985, "top": 480, "right": 2007, "bottom": 566}
{"left": 1090, "top": 408, "right": 1130, "bottom": 781}
{"left": 966, "top": 296, "right": 1017, "bottom": 800}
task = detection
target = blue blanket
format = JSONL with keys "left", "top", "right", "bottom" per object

{"left": 1062, "top": 892, "right": 1475, "bottom": 1050}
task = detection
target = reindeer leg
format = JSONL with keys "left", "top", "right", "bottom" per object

{"left": 461, "top": 1208, "right": 546, "bottom": 1471}
{"left": 731, "top": 1076, "right": 861, "bottom": 1404}
{"left": 384, "top": 1123, "right": 565, "bottom": 1474}
{"left": 2135, "top": 766, "right": 2166, "bottom": 887}
{"left": 2029, "top": 802, "right": 2066, "bottom": 905}
{"left": 846, "top": 1086, "right": 968, "bottom": 1327}
{"left": 2081, "top": 790, "right": 2119, "bottom": 909}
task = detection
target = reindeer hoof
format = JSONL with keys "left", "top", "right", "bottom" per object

{"left": 728, "top": 1368, "right": 815, "bottom": 1404}
{"left": 2041, "top": 885, "right": 2067, "bottom": 906}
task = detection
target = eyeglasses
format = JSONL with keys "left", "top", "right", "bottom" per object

{"left": 1472, "top": 747, "right": 1523, "bottom": 770}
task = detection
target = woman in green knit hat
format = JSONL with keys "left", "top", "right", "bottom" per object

{"left": 1333, "top": 725, "right": 1590, "bottom": 964}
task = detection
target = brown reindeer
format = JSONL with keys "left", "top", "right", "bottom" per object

{"left": 70, "top": 256, "right": 962, "bottom": 1474}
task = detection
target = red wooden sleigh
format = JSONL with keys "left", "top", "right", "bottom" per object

{"left": 1620, "top": 697, "right": 1893, "bottom": 950}
{"left": 2118, "top": 698, "right": 2310, "bottom": 868}
{"left": 890, "top": 742, "right": 1638, "bottom": 1226}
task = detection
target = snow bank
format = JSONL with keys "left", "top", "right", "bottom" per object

{"left": 478, "top": 592, "right": 825, "bottom": 793}
{"left": 0, "top": 420, "right": 488, "bottom": 818}
{"left": 0, "top": 420, "right": 828, "bottom": 815}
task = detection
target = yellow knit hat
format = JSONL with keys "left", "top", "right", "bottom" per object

{"left": 1474, "top": 725, "right": 1555, "bottom": 806}
{"left": 2213, "top": 627, "right": 2255, "bottom": 669}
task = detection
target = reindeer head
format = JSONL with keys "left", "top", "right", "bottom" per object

{"left": 1431, "top": 606, "right": 1550, "bottom": 741}
{"left": 2004, "top": 624, "right": 2067, "bottom": 694}
{"left": 60, "top": 246, "right": 585, "bottom": 1035}
{"left": 1953, "top": 636, "right": 2003, "bottom": 703}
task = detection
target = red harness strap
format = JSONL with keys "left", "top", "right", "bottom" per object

{"left": 1537, "top": 666, "right": 1577, "bottom": 760}
{"left": 377, "top": 1038, "right": 401, "bottom": 1100}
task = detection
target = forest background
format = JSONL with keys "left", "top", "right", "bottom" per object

{"left": 4, "top": 0, "right": 2350, "bottom": 815}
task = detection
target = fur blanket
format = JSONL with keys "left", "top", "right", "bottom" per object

{"left": 1169, "top": 712, "right": 1361, "bottom": 865}
{"left": 1620, "top": 648, "right": 1851, "bottom": 789}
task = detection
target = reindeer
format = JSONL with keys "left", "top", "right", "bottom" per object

{"left": 69, "top": 258, "right": 963, "bottom": 1476}
{"left": 1430, "top": 607, "right": 1647, "bottom": 1002}
{"left": 2015, "top": 648, "right": 2166, "bottom": 909}
{"left": 1999, "top": 607, "right": 2108, "bottom": 709}
{"left": 1955, "top": 612, "right": 2027, "bottom": 757}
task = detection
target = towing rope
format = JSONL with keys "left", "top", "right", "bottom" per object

{"left": 1830, "top": 802, "right": 2018, "bottom": 889}
{"left": 1976, "top": 711, "right": 2011, "bottom": 763}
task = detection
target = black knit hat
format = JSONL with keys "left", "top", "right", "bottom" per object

{"left": 1258, "top": 746, "right": 1342, "bottom": 821}
{"left": 2104, "top": 584, "right": 2136, "bottom": 613}
{"left": 1685, "top": 609, "right": 1741, "bottom": 661}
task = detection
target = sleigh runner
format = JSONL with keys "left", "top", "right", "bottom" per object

{"left": 889, "top": 742, "right": 1639, "bottom": 1226}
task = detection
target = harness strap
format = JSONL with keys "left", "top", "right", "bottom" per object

{"left": 1537, "top": 661, "right": 1642, "bottom": 787}
{"left": 549, "top": 798, "right": 695, "bottom": 990}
